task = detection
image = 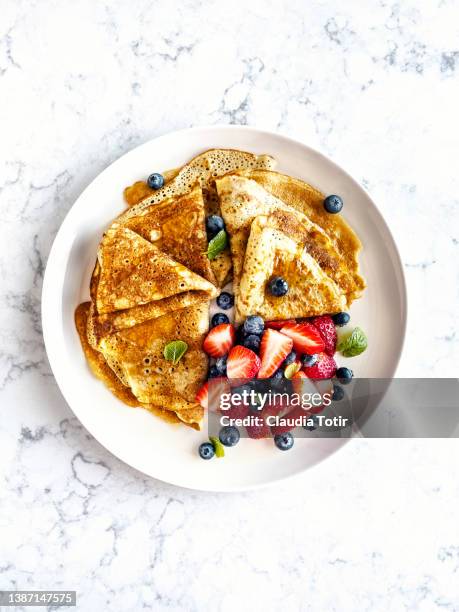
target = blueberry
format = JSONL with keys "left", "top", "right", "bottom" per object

{"left": 302, "top": 353, "right": 318, "bottom": 368}
{"left": 272, "top": 369, "right": 285, "bottom": 379}
{"left": 336, "top": 367, "right": 353, "bottom": 384}
{"left": 206, "top": 215, "right": 225, "bottom": 237}
{"left": 199, "top": 442, "right": 215, "bottom": 460}
{"left": 208, "top": 365, "right": 220, "bottom": 379}
{"left": 211, "top": 312, "right": 230, "bottom": 327}
{"left": 304, "top": 416, "right": 319, "bottom": 431}
{"left": 219, "top": 425, "right": 240, "bottom": 447}
{"left": 217, "top": 292, "right": 234, "bottom": 310}
{"left": 332, "top": 312, "right": 350, "bottom": 326}
{"left": 269, "top": 276, "right": 289, "bottom": 297}
{"left": 274, "top": 432, "right": 294, "bottom": 451}
{"left": 215, "top": 356, "right": 227, "bottom": 376}
{"left": 243, "top": 334, "right": 261, "bottom": 353}
{"left": 332, "top": 384, "right": 345, "bottom": 401}
{"left": 283, "top": 350, "right": 297, "bottom": 366}
{"left": 324, "top": 194, "right": 343, "bottom": 214}
{"left": 147, "top": 173, "right": 165, "bottom": 190}
{"left": 243, "top": 315, "right": 264, "bottom": 336}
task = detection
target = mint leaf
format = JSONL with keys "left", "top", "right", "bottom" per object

{"left": 163, "top": 340, "right": 188, "bottom": 365}
{"left": 337, "top": 327, "right": 368, "bottom": 357}
{"left": 206, "top": 230, "right": 227, "bottom": 260}
{"left": 209, "top": 436, "right": 225, "bottom": 458}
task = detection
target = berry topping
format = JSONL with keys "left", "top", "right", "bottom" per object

{"left": 243, "top": 315, "right": 264, "bottom": 336}
{"left": 214, "top": 355, "right": 228, "bottom": 376}
{"left": 216, "top": 291, "right": 234, "bottom": 310}
{"left": 268, "top": 276, "right": 289, "bottom": 296}
{"left": 211, "top": 312, "right": 230, "bottom": 327}
{"left": 332, "top": 312, "right": 350, "bottom": 327}
{"left": 280, "top": 321, "right": 325, "bottom": 355}
{"left": 243, "top": 334, "right": 261, "bottom": 353}
{"left": 206, "top": 214, "right": 225, "bottom": 237}
{"left": 147, "top": 173, "right": 165, "bottom": 190}
{"left": 258, "top": 328, "right": 294, "bottom": 379}
{"left": 203, "top": 323, "right": 235, "bottom": 358}
{"left": 226, "top": 345, "right": 261, "bottom": 379}
{"left": 323, "top": 194, "right": 343, "bottom": 214}
{"left": 302, "top": 353, "right": 318, "bottom": 368}
{"left": 208, "top": 365, "right": 220, "bottom": 378}
{"left": 336, "top": 366, "right": 353, "bottom": 384}
{"left": 332, "top": 384, "right": 345, "bottom": 401}
{"left": 274, "top": 432, "right": 294, "bottom": 451}
{"left": 283, "top": 350, "right": 297, "bottom": 366}
{"left": 265, "top": 319, "right": 296, "bottom": 330}
{"left": 303, "top": 352, "right": 337, "bottom": 379}
{"left": 219, "top": 425, "right": 240, "bottom": 447}
{"left": 198, "top": 442, "right": 215, "bottom": 460}
{"left": 311, "top": 315, "right": 337, "bottom": 356}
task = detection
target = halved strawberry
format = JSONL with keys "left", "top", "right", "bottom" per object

{"left": 195, "top": 382, "right": 209, "bottom": 409}
{"left": 291, "top": 369, "right": 307, "bottom": 394}
{"left": 196, "top": 377, "right": 231, "bottom": 411}
{"left": 226, "top": 346, "right": 261, "bottom": 379}
{"left": 303, "top": 352, "right": 337, "bottom": 379}
{"left": 258, "top": 329, "right": 293, "bottom": 379}
{"left": 280, "top": 321, "right": 325, "bottom": 355}
{"left": 203, "top": 323, "right": 235, "bottom": 358}
{"left": 311, "top": 315, "right": 337, "bottom": 356}
{"left": 265, "top": 319, "right": 296, "bottom": 330}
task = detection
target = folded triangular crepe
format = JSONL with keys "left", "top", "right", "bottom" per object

{"left": 95, "top": 224, "right": 216, "bottom": 315}
{"left": 238, "top": 216, "right": 346, "bottom": 320}
{"left": 215, "top": 174, "right": 360, "bottom": 321}
{"left": 97, "top": 302, "right": 209, "bottom": 426}
{"left": 240, "top": 169, "right": 366, "bottom": 300}
{"left": 120, "top": 149, "right": 277, "bottom": 287}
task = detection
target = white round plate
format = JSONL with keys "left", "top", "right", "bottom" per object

{"left": 42, "top": 125, "right": 407, "bottom": 492}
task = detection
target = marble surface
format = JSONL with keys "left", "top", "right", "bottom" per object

{"left": 1, "top": 0, "right": 458, "bottom": 610}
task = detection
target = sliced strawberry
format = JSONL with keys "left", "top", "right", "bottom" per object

{"left": 195, "top": 382, "right": 209, "bottom": 409}
{"left": 292, "top": 369, "right": 307, "bottom": 380}
{"left": 208, "top": 377, "right": 231, "bottom": 412}
{"left": 257, "top": 329, "right": 293, "bottom": 379}
{"left": 311, "top": 315, "right": 337, "bottom": 356}
{"left": 265, "top": 319, "right": 296, "bottom": 330}
{"left": 303, "top": 352, "right": 337, "bottom": 379}
{"left": 280, "top": 321, "right": 325, "bottom": 355}
{"left": 203, "top": 323, "right": 235, "bottom": 358}
{"left": 291, "top": 368, "right": 307, "bottom": 394}
{"left": 270, "top": 406, "right": 306, "bottom": 435}
{"left": 226, "top": 346, "right": 261, "bottom": 379}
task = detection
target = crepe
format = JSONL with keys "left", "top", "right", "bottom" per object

{"left": 120, "top": 149, "right": 277, "bottom": 286}
{"left": 216, "top": 174, "right": 362, "bottom": 321}
{"left": 238, "top": 216, "right": 346, "bottom": 320}
{"left": 75, "top": 302, "right": 200, "bottom": 428}
{"left": 98, "top": 302, "right": 209, "bottom": 427}
{"left": 242, "top": 169, "right": 366, "bottom": 300}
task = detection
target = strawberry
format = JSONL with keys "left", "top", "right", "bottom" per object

{"left": 303, "top": 352, "right": 337, "bottom": 379}
{"left": 203, "top": 323, "right": 235, "bottom": 358}
{"left": 196, "top": 377, "right": 231, "bottom": 411}
{"left": 257, "top": 329, "right": 293, "bottom": 379}
{"left": 265, "top": 319, "right": 296, "bottom": 330}
{"left": 311, "top": 315, "right": 337, "bottom": 356}
{"left": 195, "top": 382, "right": 209, "bottom": 409}
{"left": 280, "top": 321, "right": 325, "bottom": 355}
{"left": 226, "top": 346, "right": 261, "bottom": 379}
{"left": 270, "top": 406, "right": 306, "bottom": 435}
{"left": 291, "top": 368, "right": 307, "bottom": 394}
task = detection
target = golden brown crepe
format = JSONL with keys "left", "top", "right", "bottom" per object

{"left": 120, "top": 149, "right": 277, "bottom": 286}
{"left": 238, "top": 215, "right": 346, "bottom": 320}
{"left": 242, "top": 169, "right": 366, "bottom": 300}
{"left": 98, "top": 302, "right": 209, "bottom": 427}
{"left": 216, "top": 174, "right": 363, "bottom": 321}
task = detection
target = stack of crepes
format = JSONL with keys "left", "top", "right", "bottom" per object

{"left": 214, "top": 172, "right": 366, "bottom": 324}
{"left": 75, "top": 149, "right": 276, "bottom": 429}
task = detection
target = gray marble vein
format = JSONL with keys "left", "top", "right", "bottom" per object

{"left": 0, "top": 0, "right": 459, "bottom": 610}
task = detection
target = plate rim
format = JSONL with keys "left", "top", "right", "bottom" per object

{"left": 42, "top": 124, "right": 408, "bottom": 492}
